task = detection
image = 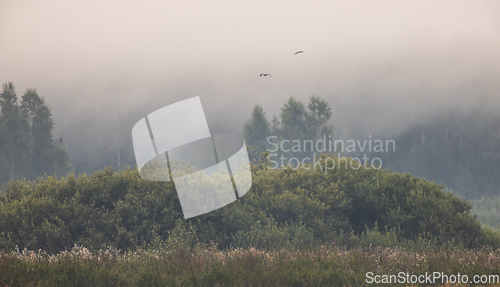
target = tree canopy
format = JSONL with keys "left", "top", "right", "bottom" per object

{"left": 244, "top": 95, "right": 334, "bottom": 160}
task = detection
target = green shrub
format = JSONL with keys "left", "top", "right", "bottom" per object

{"left": 0, "top": 154, "right": 498, "bottom": 254}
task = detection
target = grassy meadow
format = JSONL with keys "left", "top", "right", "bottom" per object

{"left": 3, "top": 244, "right": 500, "bottom": 286}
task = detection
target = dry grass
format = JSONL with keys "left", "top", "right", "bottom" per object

{"left": 2, "top": 244, "right": 500, "bottom": 286}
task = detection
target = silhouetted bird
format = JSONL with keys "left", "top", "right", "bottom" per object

{"left": 294, "top": 50, "right": 304, "bottom": 55}
{"left": 260, "top": 74, "right": 271, "bottom": 77}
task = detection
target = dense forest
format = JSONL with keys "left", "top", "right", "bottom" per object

{"left": 363, "top": 111, "right": 500, "bottom": 199}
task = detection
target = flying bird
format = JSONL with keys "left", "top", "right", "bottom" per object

{"left": 294, "top": 50, "right": 304, "bottom": 55}
{"left": 260, "top": 74, "right": 271, "bottom": 77}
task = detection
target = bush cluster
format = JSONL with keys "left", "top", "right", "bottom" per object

{"left": 0, "top": 154, "right": 498, "bottom": 254}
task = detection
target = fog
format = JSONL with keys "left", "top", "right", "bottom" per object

{"left": 1, "top": 0, "right": 499, "bottom": 172}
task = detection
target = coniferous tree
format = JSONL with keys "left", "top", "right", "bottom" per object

{"left": 0, "top": 82, "right": 26, "bottom": 181}
{"left": 243, "top": 95, "right": 334, "bottom": 162}
{"left": 0, "top": 82, "right": 71, "bottom": 186}
{"left": 21, "top": 89, "right": 55, "bottom": 177}
{"left": 243, "top": 104, "right": 271, "bottom": 158}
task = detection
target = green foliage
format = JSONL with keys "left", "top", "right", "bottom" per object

{"left": 244, "top": 98, "right": 500, "bottom": 199}
{"left": 0, "top": 82, "right": 71, "bottom": 186}
{"left": 243, "top": 104, "right": 271, "bottom": 158}
{"left": 243, "top": 95, "right": 334, "bottom": 161}
{"left": 280, "top": 97, "right": 310, "bottom": 140}
{"left": 0, "top": 153, "right": 498, "bottom": 254}
{"left": 308, "top": 95, "right": 334, "bottom": 138}
{"left": 471, "top": 195, "right": 500, "bottom": 231}
{"left": 0, "top": 82, "right": 26, "bottom": 181}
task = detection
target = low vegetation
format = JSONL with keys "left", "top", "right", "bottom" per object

{"left": 1, "top": 154, "right": 499, "bottom": 255}
{"left": 2, "top": 244, "right": 500, "bottom": 286}
{"left": 2, "top": 154, "right": 500, "bottom": 285}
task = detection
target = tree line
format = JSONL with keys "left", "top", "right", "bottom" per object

{"left": 370, "top": 111, "right": 500, "bottom": 198}
{"left": 243, "top": 96, "right": 500, "bottom": 198}
{"left": 0, "top": 82, "right": 71, "bottom": 186}
{"left": 244, "top": 95, "right": 334, "bottom": 161}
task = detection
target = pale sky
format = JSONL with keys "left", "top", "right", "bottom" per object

{"left": 1, "top": 0, "right": 499, "bottom": 137}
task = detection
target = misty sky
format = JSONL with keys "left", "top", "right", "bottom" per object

{"left": 1, "top": 0, "right": 499, "bottom": 140}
